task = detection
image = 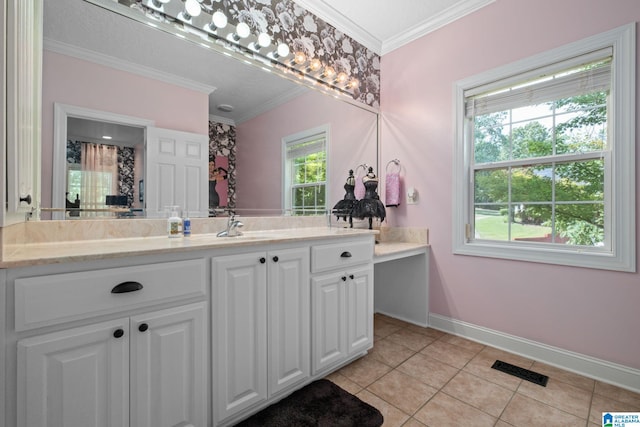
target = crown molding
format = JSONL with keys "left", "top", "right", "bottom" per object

{"left": 292, "top": 0, "right": 383, "bottom": 54}
{"left": 292, "top": 0, "right": 495, "bottom": 56}
{"left": 44, "top": 38, "right": 217, "bottom": 94}
{"left": 209, "top": 114, "right": 235, "bottom": 126}
{"left": 381, "top": 0, "right": 495, "bottom": 55}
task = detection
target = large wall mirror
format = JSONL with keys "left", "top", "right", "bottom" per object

{"left": 41, "top": 0, "right": 379, "bottom": 219}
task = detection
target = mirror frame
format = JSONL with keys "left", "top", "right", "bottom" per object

{"left": 51, "top": 103, "right": 155, "bottom": 220}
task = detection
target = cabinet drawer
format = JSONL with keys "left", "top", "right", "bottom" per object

{"left": 15, "top": 259, "right": 206, "bottom": 331}
{"left": 311, "top": 238, "right": 373, "bottom": 273}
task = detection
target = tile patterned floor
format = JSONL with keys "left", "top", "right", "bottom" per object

{"left": 325, "top": 314, "right": 640, "bottom": 427}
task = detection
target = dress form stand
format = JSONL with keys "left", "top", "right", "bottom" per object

{"left": 332, "top": 169, "right": 358, "bottom": 227}
{"left": 355, "top": 167, "right": 386, "bottom": 229}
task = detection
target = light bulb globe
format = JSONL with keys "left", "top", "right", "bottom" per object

{"left": 211, "top": 11, "right": 227, "bottom": 29}
{"left": 236, "top": 22, "right": 250, "bottom": 39}
{"left": 184, "top": 0, "right": 201, "bottom": 18}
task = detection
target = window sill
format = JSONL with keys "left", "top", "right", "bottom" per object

{"left": 453, "top": 240, "right": 635, "bottom": 272}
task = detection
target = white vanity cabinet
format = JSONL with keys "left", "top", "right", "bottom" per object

{"left": 18, "top": 303, "right": 207, "bottom": 427}
{"left": 212, "top": 246, "right": 310, "bottom": 425}
{"left": 8, "top": 258, "right": 208, "bottom": 427}
{"left": 310, "top": 239, "right": 374, "bottom": 374}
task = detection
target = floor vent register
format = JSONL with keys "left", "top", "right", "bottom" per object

{"left": 491, "top": 360, "right": 549, "bottom": 387}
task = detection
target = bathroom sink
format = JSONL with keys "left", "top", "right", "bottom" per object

{"left": 191, "top": 231, "right": 279, "bottom": 241}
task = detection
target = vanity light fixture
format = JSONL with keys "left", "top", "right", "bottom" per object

{"left": 179, "top": 0, "right": 201, "bottom": 22}
{"left": 135, "top": 0, "right": 362, "bottom": 99}
{"left": 207, "top": 10, "right": 228, "bottom": 33}
{"left": 227, "top": 22, "right": 251, "bottom": 42}
{"left": 102, "top": 135, "right": 113, "bottom": 140}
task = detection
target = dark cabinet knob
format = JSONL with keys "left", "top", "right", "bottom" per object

{"left": 20, "top": 195, "right": 32, "bottom": 205}
{"left": 138, "top": 323, "right": 149, "bottom": 332}
{"left": 349, "top": 274, "right": 354, "bottom": 280}
{"left": 113, "top": 328, "right": 124, "bottom": 338}
{"left": 259, "top": 257, "right": 266, "bottom": 264}
{"left": 272, "top": 256, "right": 279, "bottom": 262}
{"left": 341, "top": 276, "right": 347, "bottom": 281}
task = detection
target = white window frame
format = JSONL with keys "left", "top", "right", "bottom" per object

{"left": 453, "top": 24, "right": 635, "bottom": 272}
{"left": 282, "top": 124, "right": 330, "bottom": 215}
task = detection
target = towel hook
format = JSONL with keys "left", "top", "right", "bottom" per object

{"left": 386, "top": 159, "right": 401, "bottom": 173}
{"left": 355, "top": 163, "right": 369, "bottom": 175}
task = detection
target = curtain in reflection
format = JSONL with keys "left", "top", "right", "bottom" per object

{"left": 80, "top": 143, "right": 118, "bottom": 217}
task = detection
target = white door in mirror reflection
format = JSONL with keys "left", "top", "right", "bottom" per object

{"left": 146, "top": 128, "right": 209, "bottom": 218}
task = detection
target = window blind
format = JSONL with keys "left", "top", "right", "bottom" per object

{"left": 286, "top": 135, "right": 326, "bottom": 159}
{"left": 465, "top": 50, "right": 612, "bottom": 118}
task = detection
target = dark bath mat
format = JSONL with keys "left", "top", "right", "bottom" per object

{"left": 491, "top": 359, "right": 549, "bottom": 386}
{"left": 233, "top": 379, "right": 384, "bottom": 427}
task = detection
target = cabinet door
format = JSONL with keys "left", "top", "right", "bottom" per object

{"left": 346, "top": 265, "right": 374, "bottom": 356}
{"left": 17, "top": 319, "right": 129, "bottom": 427}
{"left": 267, "top": 248, "right": 310, "bottom": 396}
{"left": 130, "top": 302, "right": 207, "bottom": 427}
{"left": 212, "top": 252, "right": 268, "bottom": 422}
{"left": 311, "top": 272, "right": 347, "bottom": 374}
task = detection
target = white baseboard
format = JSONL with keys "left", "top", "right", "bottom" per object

{"left": 428, "top": 313, "right": 640, "bottom": 394}
{"left": 375, "top": 309, "right": 429, "bottom": 328}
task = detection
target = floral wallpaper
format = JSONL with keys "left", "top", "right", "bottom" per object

{"left": 132, "top": 0, "right": 380, "bottom": 108}
{"left": 117, "top": 147, "right": 136, "bottom": 206}
{"left": 209, "top": 120, "right": 236, "bottom": 210}
{"left": 220, "top": 0, "right": 380, "bottom": 107}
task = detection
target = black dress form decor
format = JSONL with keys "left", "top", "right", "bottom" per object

{"left": 355, "top": 167, "right": 386, "bottom": 229}
{"left": 332, "top": 169, "right": 358, "bottom": 228}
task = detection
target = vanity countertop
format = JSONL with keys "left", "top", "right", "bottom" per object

{"left": 0, "top": 227, "right": 378, "bottom": 269}
{"left": 374, "top": 241, "right": 429, "bottom": 264}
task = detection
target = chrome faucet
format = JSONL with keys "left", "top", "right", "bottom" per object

{"left": 216, "top": 214, "right": 244, "bottom": 237}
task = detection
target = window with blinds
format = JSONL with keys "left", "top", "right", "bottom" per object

{"left": 453, "top": 24, "right": 635, "bottom": 271}
{"left": 283, "top": 128, "right": 328, "bottom": 215}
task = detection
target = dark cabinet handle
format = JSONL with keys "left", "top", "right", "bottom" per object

{"left": 340, "top": 251, "right": 352, "bottom": 258}
{"left": 272, "top": 256, "right": 279, "bottom": 262}
{"left": 259, "top": 257, "right": 266, "bottom": 264}
{"left": 341, "top": 276, "right": 347, "bottom": 281}
{"left": 111, "top": 281, "right": 143, "bottom": 294}
{"left": 20, "top": 195, "right": 32, "bottom": 205}
{"left": 113, "top": 328, "right": 124, "bottom": 338}
{"left": 349, "top": 274, "right": 354, "bottom": 280}
{"left": 138, "top": 323, "right": 149, "bottom": 332}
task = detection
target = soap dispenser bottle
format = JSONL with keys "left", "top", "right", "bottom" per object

{"left": 183, "top": 211, "right": 191, "bottom": 237}
{"left": 167, "top": 206, "right": 183, "bottom": 238}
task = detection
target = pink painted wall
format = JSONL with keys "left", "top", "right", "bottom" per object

{"left": 236, "top": 89, "right": 377, "bottom": 214}
{"left": 380, "top": 0, "right": 640, "bottom": 369}
{"left": 41, "top": 51, "right": 209, "bottom": 209}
